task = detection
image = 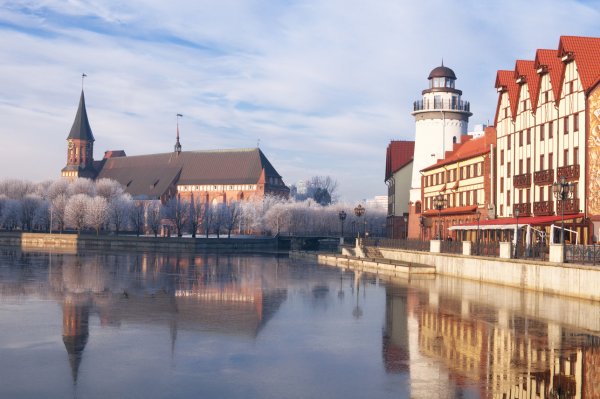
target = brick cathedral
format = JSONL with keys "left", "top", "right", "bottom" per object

{"left": 61, "top": 90, "right": 289, "bottom": 203}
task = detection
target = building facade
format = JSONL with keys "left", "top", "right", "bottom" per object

{"left": 493, "top": 36, "right": 600, "bottom": 244}
{"left": 385, "top": 140, "right": 414, "bottom": 238}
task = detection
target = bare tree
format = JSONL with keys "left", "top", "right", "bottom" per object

{"left": 33, "top": 200, "right": 50, "bottom": 232}
{"left": 145, "top": 201, "right": 162, "bottom": 237}
{"left": 1, "top": 199, "right": 21, "bottom": 230}
{"left": 212, "top": 203, "right": 227, "bottom": 238}
{"left": 188, "top": 193, "right": 201, "bottom": 238}
{"left": 163, "top": 194, "right": 189, "bottom": 237}
{"left": 130, "top": 200, "right": 145, "bottom": 237}
{"left": 200, "top": 201, "right": 214, "bottom": 238}
{"left": 65, "top": 194, "right": 90, "bottom": 233}
{"left": 86, "top": 196, "right": 108, "bottom": 235}
{"left": 224, "top": 201, "right": 241, "bottom": 238}
{"left": 21, "top": 194, "right": 42, "bottom": 231}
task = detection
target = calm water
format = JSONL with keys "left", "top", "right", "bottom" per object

{"left": 0, "top": 248, "right": 599, "bottom": 398}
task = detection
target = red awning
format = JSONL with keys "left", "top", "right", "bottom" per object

{"left": 422, "top": 205, "right": 477, "bottom": 217}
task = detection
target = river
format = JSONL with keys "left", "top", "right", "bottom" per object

{"left": 0, "top": 248, "right": 598, "bottom": 398}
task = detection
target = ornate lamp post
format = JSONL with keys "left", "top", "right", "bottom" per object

{"left": 403, "top": 215, "right": 408, "bottom": 239}
{"left": 514, "top": 208, "right": 520, "bottom": 258}
{"left": 354, "top": 204, "right": 366, "bottom": 239}
{"left": 433, "top": 194, "right": 446, "bottom": 240}
{"left": 475, "top": 210, "right": 481, "bottom": 255}
{"left": 338, "top": 210, "right": 347, "bottom": 240}
{"left": 552, "top": 176, "right": 574, "bottom": 260}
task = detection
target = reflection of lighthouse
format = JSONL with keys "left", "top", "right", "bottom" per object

{"left": 62, "top": 294, "right": 91, "bottom": 385}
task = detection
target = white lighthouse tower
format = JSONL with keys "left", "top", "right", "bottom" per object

{"left": 409, "top": 64, "right": 472, "bottom": 204}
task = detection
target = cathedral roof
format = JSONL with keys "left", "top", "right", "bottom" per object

{"left": 428, "top": 65, "right": 457, "bottom": 80}
{"left": 68, "top": 91, "right": 95, "bottom": 141}
{"left": 96, "top": 148, "right": 284, "bottom": 199}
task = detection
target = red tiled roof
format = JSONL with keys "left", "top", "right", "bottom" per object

{"left": 495, "top": 70, "right": 520, "bottom": 121}
{"left": 559, "top": 36, "right": 600, "bottom": 93}
{"left": 421, "top": 127, "right": 496, "bottom": 172}
{"left": 385, "top": 140, "right": 415, "bottom": 181}
{"left": 534, "top": 49, "right": 564, "bottom": 104}
{"left": 515, "top": 60, "right": 540, "bottom": 111}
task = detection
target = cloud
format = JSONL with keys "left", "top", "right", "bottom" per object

{"left": 0, "top": 0, "right": 599, "bottom": 200}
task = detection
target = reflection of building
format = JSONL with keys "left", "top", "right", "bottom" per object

{"left": 62, "top": 295, "right": 91, "bottom": 385}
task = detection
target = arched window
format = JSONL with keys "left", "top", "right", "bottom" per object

{"left": 415, "top": 201, "right": 422, "bottom": 214}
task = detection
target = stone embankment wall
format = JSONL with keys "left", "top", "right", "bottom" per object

{"left": 0, "top": 232, "right": 278, "bottom": 253}
{"left": 376, "top": 247, "right": 600, "bottom": 302}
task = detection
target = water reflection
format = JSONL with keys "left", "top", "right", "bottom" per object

{"left": 382, "top": 276, "right": 600, "bottom": 398}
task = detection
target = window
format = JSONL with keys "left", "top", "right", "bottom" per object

{"left": 500, "top": 177, "right": 504, "bottom": 193}
{"left": 572, "top": 182, "right": 578, "bottom": 198}
{"left": 540, "top": 124, "right": 545, "bottom": 141}
{"left": 526, "top": 189, "right": 530, "bottom": 204}
{"left": 519, "top": 159, "right": 523, "bottom": 174}
{"left": 569, "top": 81, "right": 574, "bottom": 94}
{"left": 574, "top": 147, "right": 579, "bottom": 165}
{"left": 545, "top": 91, "right": 549, "bottom": 103}
{"left": 501, "top": 150, "right": 504, "bottom": 165}
{"left": 507, "top": 162, "right": 511, "bottom": 177}
{"left": 519, "top": 130, "right": 523, "bottom": 146}
{"left": 519, "top": 189, "right": 523, "bottom": 204}
{"left": 527, "top": 158, "right": 531, "bottom": 174}
{"left": 466, "top": 166, "right": 471, "bottom": 179}
{"left": 540, "top": 186, "right": 544, "bottom": 202}
{"left": 473, "top": 190, "right": 478, "bottom": 205}
{"left": 548, "top": 153, "right": 553, "bottom": 169}
{"left": 564, "top": 149, "right": 569, "bottom": 166}
{"left": 527, "top": 128, "right": 531, "bottom": 145}
{"left": 564, "top": 117, "right": 569, "bottom": 134}
{"left": 460, "top": 167, "right": 463, "bottom": 179}
{"left": 574, "top": 113, "right": 579, "bottom": 132}
{"left": 549, "top": 121, "right": 554, "bottom": 139}
{"left": 416, "top": 201, "right": 421, "bottom": 214}
{"left": 507, "top": 190, "right": 511, "bottom": 206}
{"left": 507, "top": 135, "right": 511, "bottom": 150}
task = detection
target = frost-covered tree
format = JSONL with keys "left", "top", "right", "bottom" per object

{"left": 65, "top": 194, "right": 90, "bottom": 233}
{"left": 145, "top": 201, "right": 162, "bottom": 238}
{"left": 107, "top": 194, "right": 132, "bottom": 235}
{"left": 200, "top": 201, "right": 214, "bottom": 238}
{"left": 96, "top": 178, "right": 125, "bottom": 202}
{"left": 47, "top": 179, "right": 70, "bottom": 201}
{"left": 86, "top": 196, "right": 108, "bottom": 235}
{"left": 20, "top": 194, "right": 42, "bottom": 231}
{"left": 68, "top": 178, "right": 95, "bottom": 197}
{"left": 1, "top": 199, "right": 21, "bottom": 230}
{"left": 223, "top": 201, "right": 241, "bottom": 238}
{"left": 188, "top": 194, "right": 201, "bottom": 238}
{"left": 0, "top": 179, "right": 33, "bottom": 200}
{"left": 51, "top": 194, "right": 68, "bottom": 233}
{"left": 33, "top": 200, "right": 50, "bottom": 232}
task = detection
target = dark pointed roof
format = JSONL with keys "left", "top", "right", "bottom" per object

{"left": 68, "top": 91, "right": 95, "bottom": 141}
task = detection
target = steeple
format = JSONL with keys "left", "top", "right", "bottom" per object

{"left": 61, "top": 83, "right": 97, "bottom": 179}
{"left": 174, "top": 114, "right": 182, "bottom": 154}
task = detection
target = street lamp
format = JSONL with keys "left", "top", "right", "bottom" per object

{"left": 475, "top": 210, "right": 481, "bottom": 255}
{"left": 354, "top": 204, "right": 366, "bottom": 239}
{"left": 433, "top": 193, "right": 446, "bottom": 240}
{"left": 338, "top": 210, "right": 347, "bottom": 243}
{"left": 514, "top": 208, "right": 520, "bottom": 258}
{"left": 403, "top": 215, "right": 408, "bottom": 239}
{"left": 552, "top": 176, "right": 574, "bottom": 260}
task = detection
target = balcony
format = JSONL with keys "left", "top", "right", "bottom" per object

{"left": 513, "top": 203, "right": 531, "bottom": 216}
{"left": 534, "top": 169, "right": 554, "bottom": 185}
{"left": 533, "top": 200, "right": 554, "bottom": 216}
{"left": 513, "top": 173, "right": 531, "bottom": 188}
{"left": 557, "top": 198, "right": 580, "bottom": 214}
{"left": 413, "top": 99, "right": 470, "bottom": 112}
{"left": 557, "top": 164, "right": 580, "bottom": 181}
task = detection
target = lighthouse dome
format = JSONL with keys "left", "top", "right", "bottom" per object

{"left": 427, "top": 65, "right": 457, "bottom": 80}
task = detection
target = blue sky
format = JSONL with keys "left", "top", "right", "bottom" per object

{"left": 1, "top": 0, "right": 599, "bottom": 201}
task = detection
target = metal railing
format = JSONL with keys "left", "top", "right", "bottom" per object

{"left": 413, "top": 99, "right": 470, "bottom": 112}
{"left": 515, "top": 242, "right": 548, "bottom": 261}
{"left": 363, "top": 238, "right": 429, "bottom": 251}
{"left": 565, "top": 244, "right": 600, "bottom": 265}
{"left": 476, "top": 241, "right": 500, "bottom": 257}
{"left": 440, "top": 240, "right": 462, "bottom": 254}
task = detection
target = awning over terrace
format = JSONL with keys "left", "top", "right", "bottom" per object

{"left": 448, "top": 213, "right": 584, "bottom": 231}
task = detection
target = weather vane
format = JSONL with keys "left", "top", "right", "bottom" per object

{"left": 81, "top": 73, "right": 87, "bottom": 90}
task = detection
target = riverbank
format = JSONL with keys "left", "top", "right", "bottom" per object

{"left": 296, "top": 245, "right": 600, "bottom": 302}
{"left": 0, "top": 232, "right": 279, "bottom": 254}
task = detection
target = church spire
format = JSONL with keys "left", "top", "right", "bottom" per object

{"left": 174, "top": 114, "right": 182, "bottom": 154}
{"left": 68, "top": 90, "right": 95, "bottom": 141}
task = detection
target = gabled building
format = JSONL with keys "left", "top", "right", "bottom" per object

{"left": 60, "top": 89, "right": 289, "bottom": 203}
{"left": 493, "top": 36, "right": 600, "bottom": 244}
{"left": 385, "top": 140, "right": 415, "bottom": 238}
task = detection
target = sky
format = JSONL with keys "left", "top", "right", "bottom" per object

{"left": 1, "top": 0, "right": 599, "bottom": 202}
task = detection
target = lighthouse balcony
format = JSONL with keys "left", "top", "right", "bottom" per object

{"left": 413, "top": 99, "right": 470, "bottom": 112}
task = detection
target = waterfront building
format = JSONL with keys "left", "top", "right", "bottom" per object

{"left": 492, "top": 36, "right": 600, "bottom": 244}
{"left": 384, "top": 140, "right": 414, "bottom": 238}
{"left": 61, "top": 90, "right": 289, "bottom": 203}
{"left": 419, "top": 127, "right": 496, "bottom": 240}
{"left": 407, "top": 64, "right": 472, "bottom": 239}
